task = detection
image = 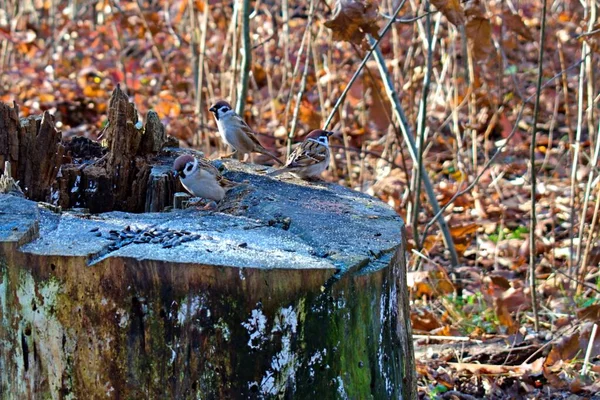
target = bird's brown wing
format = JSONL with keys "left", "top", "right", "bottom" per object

{"left": 238, "top": 118, "right": 283, "bottom": 164}
{"left": 199, "top": 157, "right": 240, "bottom": 190}
{"left": 217, "top": 176, "right": 241, "bottom": 190}
{"left": 196, "top": 157, "right": 221, "bottom": 177}
{"left": 285, "top": 140, "right": 327, "bottom": 169}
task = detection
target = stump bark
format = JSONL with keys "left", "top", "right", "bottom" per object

{"left": 0, "top": 160, "right": 416, "bottom": 399}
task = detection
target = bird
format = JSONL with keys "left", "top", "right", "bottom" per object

{"left": 172, "top": 154, "right": 241, "bottom": 202}
{"left": 208, "top": 100, "right": 282, "bottom": 165}
{"left": 268, "top": 129, "right": 334, "bottom": 179}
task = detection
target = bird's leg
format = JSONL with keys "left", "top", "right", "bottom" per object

{"left": 184, "top": 198, "right": 217, "bottom": 210}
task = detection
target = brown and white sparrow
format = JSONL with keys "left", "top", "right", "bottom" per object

{"left": 268, "top": 129, "right": 334, "bottom": 179}
{"left": 173, "top": 154, "right": 240, "bottom": 202}
{"left": 209, "top": 100, "right": 282, "bottom": 165}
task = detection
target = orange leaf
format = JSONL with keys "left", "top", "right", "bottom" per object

{"left": 408, "top": 269, "right": 455, "bottom": 298}
{"left": 430, "top": 0, "right": 465, "bottom": 26}
{"left": 411, "top": 309, "right": 443, "bottom": 332}
{"left": 503, "top": 11, "right": 534, "bottom": 41}
{"left": 495, "top": 297, "right": 517, "bottom": 334}
{"left": 324, "top": 0, "right": 380, "bottom": 45}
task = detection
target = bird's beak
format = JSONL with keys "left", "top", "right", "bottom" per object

{"left": 209, "top": 106, "right": 216, "bottom": 113}
{"left": 326, "top": 131, "right": 335, "bottom": 137}
{"left": 173, "top": 170, "right": 179, "bottom": 178}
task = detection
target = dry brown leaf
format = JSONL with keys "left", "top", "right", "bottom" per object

{"left": 503, "top": 11, "right": 534, "bottom": 41}
{"left": 429, "top": 325, "right": 463, "bottom": 337}
{"left": 577, "top": 304, "right": 600, "bottom": 322}
{"left": 545, "top": 322, "right": 600, "bottom": 369}
{"left": 450, "top": 223, "right": 478, "bottom": 256}
{"left": 430, "top": 0, "right": 465, "bottom": 27}
{"left": 465, "top": 0, "right": 493, "bottom": 62}
{"left": 408, "top": 269, "right": 455, "bottom": 298}
{"left": 495, "top": 297, "right": 517, "bottom": 334}
{"left": 411, "top": 309, "right": 443, "bottom": 332}
{"left": 324, "top": 0, "right": 380, "bottom": 45}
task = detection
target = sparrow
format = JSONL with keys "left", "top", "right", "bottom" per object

{"left": 268, "top": 130, "right": 334, "bottom": 179}
{"left": 208, "top": 100, "right": 282, "bottom": 165}
{"left": 172, "top": 154, "right": 240, "bottom": 202}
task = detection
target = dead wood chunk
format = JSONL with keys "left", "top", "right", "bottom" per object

{"left": 140, "top": 111, "right": 167, "bottom": 154}
{"left": 16, "top": 112, "right": 64, "bottom": 201}
{"left": 105, "top": 84, "right": 139, "bottom": 150}
{"left": 105, "top": 86, "right": 143, "bottom": 210}
{"left": 0, "top": 102, "right": 20, "bottom": 171}
{"left": 145, "top": 166, "right": 177, "bottom": 212}
{"left": 54, "top": 165, "right": 113, "bottom": 213}
{"left": 81, "top": 165, "right": 114, "bottom": 213}
{"left": 64, "top": 136, "right": 107, "bottom": 160}
{"left": 129, "top": 163, "right": 151, "bottom": 212}
{"left": 0, "top": 161, "right": 24, "bottom": 196}
{"left": 173, "top": 192, "right": 191, "bottom": 209}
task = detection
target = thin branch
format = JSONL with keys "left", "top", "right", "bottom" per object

{"left": 372, "top": 41, "right": 459, "bottom": 268}
{"left": 287, "top": 0, "right": 316, "bottom": 155}
{"left": 412, "top": 0, "right": 433, "bottom": 247}
{"left": 235, "top": 0, "right": 251, "bottom": 115}
{"left": 529, "top": 0, "right": 548, "bottom": 332}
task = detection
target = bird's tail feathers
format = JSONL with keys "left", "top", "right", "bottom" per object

{"left": 259, "top": 148, "right": 284, "bottom": 165}
{"left": 266, "top": 168, "right": 287, "bottom": 177}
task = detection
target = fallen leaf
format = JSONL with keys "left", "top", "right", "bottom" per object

{"left": 408, "top": 268, "right": 455, "bottom": 298}
{"left": 411, "top": 309, "right": 443, "bottom": 332}
{"left": 324, "top": 0, "right": 380, "bottom": 45}
{"left": 450, "top": 223, "right": 478, "bottom": 256}
{"left": 503, "top": 11, "right": 534, "bottom": 41}
{"left": 545, "top": 322, "right": 600, "bottom": 370}
{"left": 577, "top": 304, "right": 600, "bottom": 322}
{"left": 465, "top": 0, "right": 493, "bottom": 62}
{"left": 431, "top": 0, "right": 465, "bottom": 27}
{"left": 495, "top": 297, "right": 517, "bottom": 334}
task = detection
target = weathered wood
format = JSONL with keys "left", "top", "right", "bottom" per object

{"left": 0, "top": 86, "right": 174, "bottom": 213}
{"left": 0, "top": 104, "right": 64, "bottom": 201}
{"left": 0, "top": 102, "right": 19, "bottom": 173}
{"left": 173, "top": 192, "right": 191, "bottom": 209}
{"left": 102, "top": 86, "right": 169, "bottom": 212}
{"left": 0, "top": 161, "right": 23, "bottom": 196}
{"left": 0, "top": 161, "right": 417, "bottom": 399}
{"left": 54, "top": 164, "right": 114, "bottom": 212}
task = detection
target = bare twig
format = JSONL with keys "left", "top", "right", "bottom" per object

{"left": 235, "top": 0, "right": 252, "bottom": 115}
{"left": 372, "top": 41, "right": 459, "bottom": 268}
{"left": 287, "top": 0, "right": 316, "bottom": 155}
{"left": 529, "top": 0, "right": 548, "bottom": 332}
{"left": 582, "top": 323, "right": 598, "bottom": 375}
{"left": 412, "top": 0, "right": 433, "bottom": 246}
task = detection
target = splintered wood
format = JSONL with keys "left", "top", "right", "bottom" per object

{"left": 0, "top": 87, "right": 172, "bottom": 213}
{"left": 0, "top": 102, "right": 64, "bottom": 201}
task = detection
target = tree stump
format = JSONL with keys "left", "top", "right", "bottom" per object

{"left": 0, "top": 160, "right": 416, "bottom": 399}
{"left": 0, "top": 88, "right": 416, "bottom": 398}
